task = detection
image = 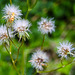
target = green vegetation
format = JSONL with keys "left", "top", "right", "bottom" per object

{"left": 0, "top": 0, "right": 75, "bottom": 75}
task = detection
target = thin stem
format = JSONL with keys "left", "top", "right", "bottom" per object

{"left": 37, "top": 61, "right": 73, "bottom": 73}
{"left": 7, "top": 27, "right": 18, "bottom": 49}
{"left": 31, "top": 0, "right": 38, "bottom": 8}
{"left": 41, "top": 34, "right": 45, "bottom": 50}
{"left": 10, "top": 0, "right": 12, "bottom": 5}
{"left": 25, "top": 10, "right": 30, "bottom": 19}
{"left": 4, "top": 43, "right": 10, "bottom": 54}
{"left": 12, "top": 61, "right": 20, "bottom": 75}
{"left": 61, "top": 57, "right": 63, "bottom": 65}
{"left": 27, "top": 0, "right": 30, "bottom": 8}
{"left": 25, "top": 0, "right": 38, "bottom": 19}
{"left": 25, "top": 0, "right": 30, "bottom": 19}
{"left": 22, "top": 49, "right": 25, "bottom": 75}
{"left": 10, "top": 54, "right": 20, "bottom": 75}
{"left": 9, "top": 38, "right": 18, "bottom": 49}
{"left": 14, "top": 40, "right": 24, "bottom": 63}
{"left": 10, "top": 41, "right": 12, "bottom": 55}
{"left": 4, "top": 45, "right": 20, "bottom": 75}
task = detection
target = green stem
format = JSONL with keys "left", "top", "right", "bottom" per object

{"left": 7, "top": 27, "right": 18, "bottom": 49}
{"left": 25, "top": 0, "right": 38, "bottom": 19}
{"left": 10, "top": 0, "right": 12, "bottom": 5}
{"left": 37, "top": 61, "right": 73, "bottom": 73}
{"left": 14, "top": 40, "right": 24, "bottom": 63}
{"left": 6, "top": 27, "right": 20, "bottom": 75}
{"left": 4, "top": 44, "right": 20, "bottom": 75}
{"left": 25, "top": 10, "right": 30, "bottom": 19}
{"left": 61, "top": 57, "right": 64, "bottom": 65}
{"left": 27, "top": 0, "right": 30, "bottom": 8}
{"left": 22, "top": 49, "right": 25, "bottom": 75}
{"left": 41, "top": 34, "right": 45, "bottom": 50}
{"left": 9, "top": 38, "right": 18, "bottom": 49}
{"left": 4, "top": 43, "right": 10, "bottom": 54}
{"left": 31, "top": 0, "right": 38, "bottom": 8}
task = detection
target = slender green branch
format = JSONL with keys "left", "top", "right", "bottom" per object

{"left": 37, "top": 61, "right": 73, "bottom": 73}
{"left": 25, "top": 10, "right": 30, "bottom": 19}
{"left": 4, "top": 45, "right": 20, "bottom": 75}
{"left": 25, "top": 0, "right": 32, "bottom": 19}
{"left": 27, "top": 0, "right": 30, "bottom": 8}
{"left": 9, "top": 38, "right": 18, "bottom": 49}
{"left": 25, "top": 0, "right": 38, "bottom": 19}
{"left": 14, "top": 40, "right": 24, "bottom": 63}
{"left": 31, "top": 0, "right": 38, "bottom": 8}
{"left": 10, "top": 53, "right": 20, "bottom": 75}
{"left": 4, "top": 43, "right": 10, "bottom": 54}
{"left": 7, "top": 27, "right": 18, "bottom": 49}
{"left": 61, "top": 57, "right": 64, "bottom": 65}
{"left": 41, "top": 34, "right": 45, "bottom": 50}
{"left": 10, "top": 41, "right": 12, "bottom": 54}
{"left": 22, "top": 49, "right": 25, "bottom": 75}
{"left": 12, "top": 61, "right": 20, "bottom": 75}
{"left": 10, "top": 0, "right": 12, "bottom": 5}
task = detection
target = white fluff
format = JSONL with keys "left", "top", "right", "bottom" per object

{"left": 37, "top": 17, "right": 55, "bottom": 34}
{"left": 30, "top": 50, "right": 49, "bottom": 70}
{"left": 3, "top": 4, "right": 22, "bottom": 20}
{"left": 57, "top": 41, "right": 74, "bottom": 58}
{"left": 0, "top": 25, "right": 13, "bottom": 45}
{"left": 13, "top": 19, "right": 31, "bottom": 39}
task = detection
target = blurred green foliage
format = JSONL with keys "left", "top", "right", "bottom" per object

{"left": 0, "top": 0, "right": 75, "bottom": 75}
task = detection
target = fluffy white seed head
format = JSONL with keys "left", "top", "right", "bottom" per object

{"left": 3, "top": 4, "right": 22, "bottom": 23}
{"left": 13, "top": 19, "right": 31, "bottom": 40}
{"left": 30, "top": 50, "right": 49, "bottom": 70}
{"left": 57, "top": 41, "right": 74, "bottom": 58}
{"left": 0, "top": 25, "right": 13, "bottom": 45}
{"left": 37, "top": 17, "right": 55, "bottom": 34}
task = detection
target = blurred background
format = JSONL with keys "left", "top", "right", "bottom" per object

{"left": 0, "top": 0, "right": 75, "bottom": 75}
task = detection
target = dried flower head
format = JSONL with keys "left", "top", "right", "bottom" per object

{"left": 37, "top": 17, "right": 55, "bottom": 34}
{"left": 29, "top": 50, "right": 49, "bottom": 70}
{"left": 0, "top": 25, "right": 13, "bottom": 45}
{"left": 57, "top": 41, "right": 74, "bottom": 58}
{"left": 3, "top": 4, "right": 22, "bottom": 23}
{"left": 13, "top": 19, "right": 31, "bottom": 40}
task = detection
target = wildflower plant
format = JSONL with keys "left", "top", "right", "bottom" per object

{"left": 0, "top": 0, "right": 75, "bottom": 75}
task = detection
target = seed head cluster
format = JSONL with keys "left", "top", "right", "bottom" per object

{"left": 57, "top": 41, "right": 74, "bottom": 58}
{"left": 13, "top": 19, "right": 31, "bottom": 40}
{"left": 29, "top": 50, "right": 49, "bottom": 70}
{"left": 37, "top": 17, "right": 55, "bottom": 34}
{"left": 3, "top": 4, "right": 22, "bottom": 23}
{"left": 0, "top": 25, "right": 13, "bottom": 45}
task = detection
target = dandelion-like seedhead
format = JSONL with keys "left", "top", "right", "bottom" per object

{"left": 13, "top": 19, "right": 31, "bottom": 40}
{"left": 3, "top": 4, "right": 22, "bottom": 23}
{"left": 29, "top": 50, "right": 49, "bottom": 70}
{"left": 37, "top": 17, "right": 55, "bottom": 34}
{"left": 57, "top": 41, "right": 74, "bottom": 58}
{"left": 0, "top": 25, "right": 13, "bottom": 45}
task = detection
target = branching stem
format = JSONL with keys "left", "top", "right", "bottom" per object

{"left": 37, "top": 61, "right": 73, "bottom": 73}
{"left": 4, "top": 44, "right": 20, "bottom": 75}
